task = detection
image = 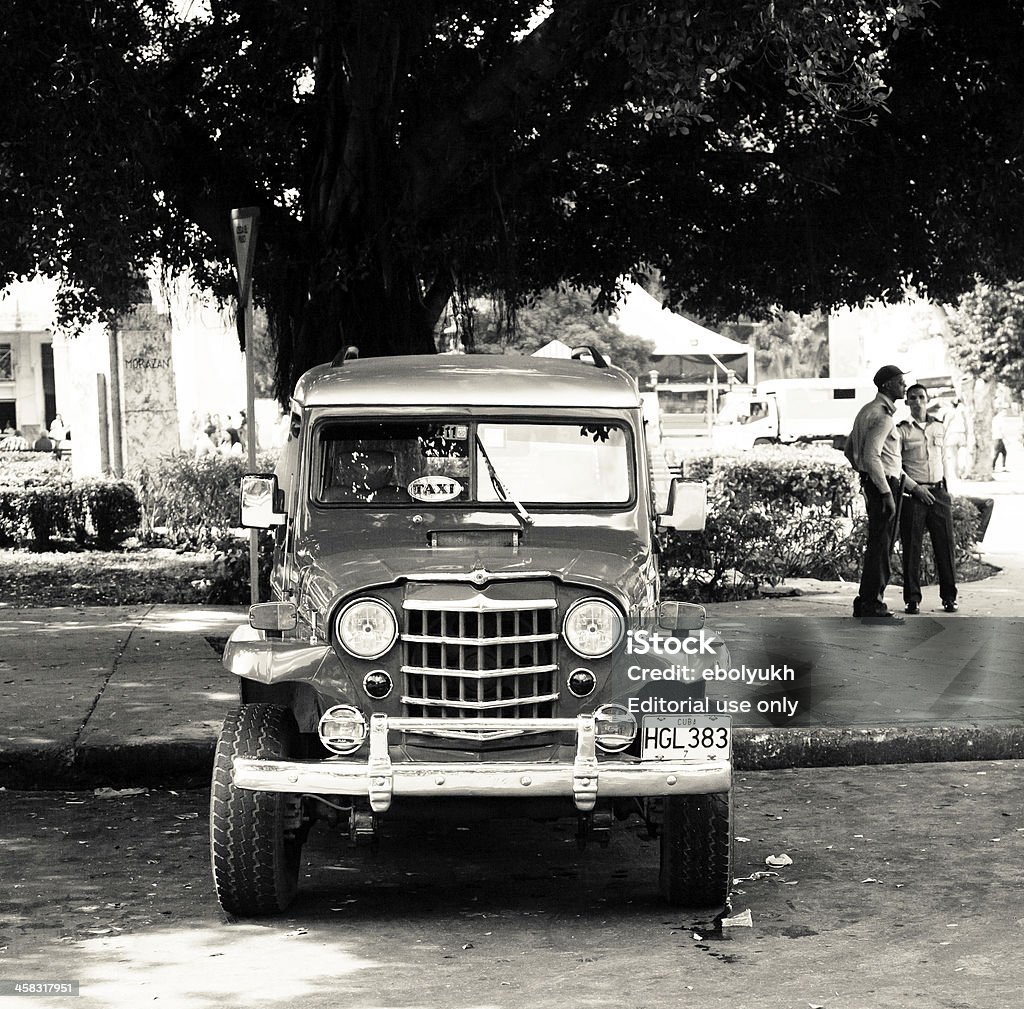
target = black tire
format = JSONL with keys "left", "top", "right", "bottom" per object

{"left": 659, "top": 791, "right": 733, "bottom": 908}
{"left": 210, "top": 704, "right": 304, "bottom": 915}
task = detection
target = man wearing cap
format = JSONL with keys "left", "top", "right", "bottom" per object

{"left": 844, "top": 365, "right": 934, "bottom": 621}
{"left": 897, "top": 384, "right": 958, "bottom": 614}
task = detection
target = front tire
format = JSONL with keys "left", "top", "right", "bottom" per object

{"left": 659, "top": 792, "right": 733, "bottom": 908}
{"left": 210, "top": 703, "right": 304, "bottom": 915}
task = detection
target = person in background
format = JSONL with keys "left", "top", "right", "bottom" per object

{"left": 897, "top": 384, "right": 958, "bottom": 614}
{"left": 192, "top": 417, "right": 218, "bottom": 458}
{"left": 844, "top": 365, "right": 934, "bottom": 622}
{"left": 992, "top": 410, "right": 1008, "bottom": 470}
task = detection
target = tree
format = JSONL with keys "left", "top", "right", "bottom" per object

{"left": 468, "top": 287, "right": 655, "bottom": 379}
{"left": 4, "top": 1, "right": 1024, "bottom": 400}
{"left": 731, "top": 312, "right": 830, "bottom": 381}
{"left": 946, "top": 281, "right": 1024, "bottom": 477}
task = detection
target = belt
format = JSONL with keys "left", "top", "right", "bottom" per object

{"left": 916, "top": 481, "right": 945, "bottom": 488}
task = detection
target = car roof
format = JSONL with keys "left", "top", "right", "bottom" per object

{"left": 292, "top": 354, "right": 642, "bottom": 410}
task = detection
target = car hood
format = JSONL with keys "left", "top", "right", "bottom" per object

{"left": 296, "top": 535, "right": 654, "bottom": 616}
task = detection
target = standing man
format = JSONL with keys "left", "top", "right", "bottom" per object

{"left": 898, "top": 384, "right": 958, "bottom": 614}
{"left": 844, "top": 365, "right": 933, "bottom": 621}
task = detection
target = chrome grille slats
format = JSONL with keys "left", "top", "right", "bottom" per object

{"left": 401, "top": 584, "right": 559, "bottom": 722}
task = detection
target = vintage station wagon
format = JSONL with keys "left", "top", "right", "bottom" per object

{"left": 210, "top": 350, "right": 733, "bottom": 915}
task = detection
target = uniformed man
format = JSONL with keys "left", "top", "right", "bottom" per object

{"left": 844, "top": 365, "right": 933, "bottom": 621}
{"left": 897, "top": 384, "right": 958, "bottom": 614}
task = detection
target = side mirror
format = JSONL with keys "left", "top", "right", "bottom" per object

{"left": 659, "top": 479, "right": 707, "bottom": 532}
{"left": 240, "top": 473, "right": 286, "bottom": 528}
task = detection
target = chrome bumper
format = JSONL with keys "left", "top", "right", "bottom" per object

{"left": 231, "top": 713, "right": 731, "bottom": 813}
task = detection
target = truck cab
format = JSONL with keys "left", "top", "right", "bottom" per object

{"left": 210, "top": 352, "right": 733, "bottom": 916}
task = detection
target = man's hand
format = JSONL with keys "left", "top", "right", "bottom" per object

{"left": 882, "top": 491, "right": 897, "bottom": 519}
{"left": 913, "top": 486, "right": 936, "bottom": 507}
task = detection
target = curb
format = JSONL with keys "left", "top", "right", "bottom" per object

{"left": 4, "top": 725, "right": 1024, "bottom": 790}
{"left": 733, "top": 724, "right": 1024, "bottom": 769}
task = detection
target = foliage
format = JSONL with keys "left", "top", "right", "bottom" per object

{"left": 658, "top": 446, "right": 980, "bottom": 599}
{"left": 10, "top": 2, "right": 1024, "bottom": 399}
{"left": 947, "top": 282, "right": 1024, "bottom": 395}
{"left": 680, "top": 447, "right": 860, "bottom": 514}
{"left": 943, "top": 281, "right": 1024, "bottom": 475}
{"left": 0, "top": 481, "right": 140, "bottom": 549}
{"left": 0, "top": 453, "right": 70, "bottom": 486}
{"left": 71, "top": 479, "right": 143, "bottom": 548}
{"left": 131, "top": 451, "right": 277, "bottom": 550}
{"left": 467, "top": 288, "right": 655, "bottom": 378}
{"left": 734, "top": 312, "right": 830, "bottom": 381}
{"left": 196, "top": 532, "right": 274, "bottom": 605}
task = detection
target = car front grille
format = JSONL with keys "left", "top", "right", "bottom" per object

{"left": 402, "top": 594, "right": 559, "bottom": 719}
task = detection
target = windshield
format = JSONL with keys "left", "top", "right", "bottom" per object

{"left": 314, "top": 419, "right": 633, "bottom": 507}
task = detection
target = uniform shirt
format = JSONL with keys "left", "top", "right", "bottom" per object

{"left": 898, "top": 416, "right": 946, "bottom": 483}
{"left": 845, "top": 392, "right": 921, "bottom": 495}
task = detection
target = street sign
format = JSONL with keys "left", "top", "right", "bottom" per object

{"left": 231, "top": 206, "right": 260, "bottom": 306}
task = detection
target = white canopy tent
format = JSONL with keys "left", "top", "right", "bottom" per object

{"left": 612, "top": 282, "right": 754, "bottom": 384}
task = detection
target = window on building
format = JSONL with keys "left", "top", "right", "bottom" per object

{"left": 0, "top": 344, "right": 11, "bottom": 380}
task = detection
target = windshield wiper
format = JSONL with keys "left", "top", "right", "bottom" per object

{"left": 475, "top": 435, "right": 534, "bottom": 529}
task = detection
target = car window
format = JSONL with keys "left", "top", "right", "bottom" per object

{"left": 314, "top": 419, "right": 632, "bottom": 506}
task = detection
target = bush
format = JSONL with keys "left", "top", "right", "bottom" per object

{"left": 131, "top": 451, "right": 277, "bottom": 550}
{"left": 662, "top": 446, "right": 861, "bottom": 598}
{"left": 196, "top": 532, "right": 275, "bottom": 603}
{"left": 661, "top": 447, "right": 979, "bottom": 599}
{"left": 72, "top": 479, "right": 142, "bottom": 548}
{"left": 0, "top": 479, "right": 140, "bottom": 549}
{"left": 0, "top": 453, "right": 70, "bottom": 487}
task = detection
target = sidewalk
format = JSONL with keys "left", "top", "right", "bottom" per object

{"left": 1, "top": 474, "right": 1022, "bottom": 788}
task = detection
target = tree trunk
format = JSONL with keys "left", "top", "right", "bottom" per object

{"left": 268, "top": 252, "right": 445, "bottom": 401}
{"left": 962, "top": 376, "right": 995, "bottom": 480}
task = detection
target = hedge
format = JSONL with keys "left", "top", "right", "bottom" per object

{"left": 0, "top": 480, "right": 140, "bottom": 549}
{"left": 662, "top": 446, "right": 980, "bottom": 600}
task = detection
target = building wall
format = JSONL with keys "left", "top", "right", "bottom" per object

{"left": 6, "top": 276, "right": 286, "bottom": 476}
{"left": 0, "top": 280, "right": 62, "bottom": 442}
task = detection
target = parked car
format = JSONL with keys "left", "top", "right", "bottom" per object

{"left": 210, "top": 350, "right": 733, "bottom": 915}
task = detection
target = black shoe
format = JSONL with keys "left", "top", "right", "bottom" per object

{"left": 905, "top": 602, "right": 920, "bottom": 615}
{"left": 943, "top": 600, "right": 959, "bottom": 613}
{"left": 852, "top": 597, "right": 862, "bottom": 618}
{"left": 861, "top": 610, "right": 905, "bottom": 625}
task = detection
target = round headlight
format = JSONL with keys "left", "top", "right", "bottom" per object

{"left": 563, "top": 598, "right": 623, "bottom": 659}
{"left": 335, "top": 598, "right": 398, "bottom": 659}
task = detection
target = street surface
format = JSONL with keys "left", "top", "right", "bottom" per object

{"left": 1, "top": 760, "right": 1020, "bottom": 1009}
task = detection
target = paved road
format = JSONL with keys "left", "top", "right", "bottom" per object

{"left": 1, "top": 760, "right": 1020, "bottom": 1009}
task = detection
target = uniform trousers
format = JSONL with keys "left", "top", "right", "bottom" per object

{"left": 899, "top": 483, "right": 957, "bottom": 606}
{"left": 856, "top": 475, "right": 901, "bottom": 615}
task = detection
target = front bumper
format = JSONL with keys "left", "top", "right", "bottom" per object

{"left": 231, "top": 713, "right": 731, "bottom": 813}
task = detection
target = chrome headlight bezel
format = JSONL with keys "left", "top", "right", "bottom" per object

{"left": 333, "top": 597, "right": 399, "bottom": 660}
{"left": 562, "top": 597, "right": 624, "bottom": 659}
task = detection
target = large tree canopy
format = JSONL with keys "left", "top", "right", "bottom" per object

{"left": 3, "top": 1, "right": 1024, "bottom": 398}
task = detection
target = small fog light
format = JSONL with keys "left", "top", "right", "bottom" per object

{"left": 363, "top": 670, "right": 394, "bottom": 699}
{"left": 567, "top": 668, "right": 597, "bottom": 698}
{"left": 318, "top": 705, "right": 368, "bottom": 755}
{"left": 593, "top": 703, "right": 637, "bottom": 753}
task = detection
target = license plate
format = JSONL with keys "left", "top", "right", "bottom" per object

{"left": 640, "top": 714, "right": 732, "bottom": 761}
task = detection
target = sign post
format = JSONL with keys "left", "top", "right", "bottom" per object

{"left": 231, "top": 206, "right": 261, "bottom": 605}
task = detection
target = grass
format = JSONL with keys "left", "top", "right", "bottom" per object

{"left": 0, "top": 544, "right": 221, "bottom": 607}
